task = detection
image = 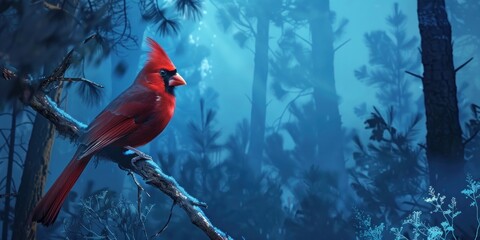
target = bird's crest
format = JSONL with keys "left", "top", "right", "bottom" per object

{"left": 146, "top": 38, "right": 176, "bottom": 71}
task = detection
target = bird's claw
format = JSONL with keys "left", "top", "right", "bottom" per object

{"left": 125, "top": 146, "right": 152, "bottom": 168}
{"left": 131, "top": 155, "right": 151, "bottom": 168}
{"left": 131, "top": 156, "right": 140, "bottom": 168}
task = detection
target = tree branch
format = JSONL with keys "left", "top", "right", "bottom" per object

{"left": 455, "top": 57, "right": 474, "bottom": 73}
{"left": 463, "top": 128, "right": 480, "bottom": 147}
{"left": 152, "top": 200, "right": 175, "bottom": 238}
{"left": 62, "top": 78, "right": 104, "bottom": 88}
{"left": 294, "top": 32, "right": 312, "bottom": 47}
{"left": 2, "top": 64, "right": 232, "bottom": 240}
{"left": 125, "top": 169, "right": 149, "bottom": 239}
{"left": 334, "top": 38, "right": 351, "bottom": 52}
{"left": 405, "top": 70, "right": 423, "bottom": 80}
{"left": 39, "top": 49, "right": 74, "bottom": 90}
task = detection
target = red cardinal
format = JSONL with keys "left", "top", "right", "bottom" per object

{"left": 32, "top": 38, "right": 186, "bottom": 226}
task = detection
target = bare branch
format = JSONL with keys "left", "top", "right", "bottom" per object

{"left": 127, "top": 170, "right": 149, "bottom": 240}
{"left": 41, "top": 34, "right": 97, "bottom": 88}
{"left": 418, "top": 143, "right": 426, "bottom": 150}
{"left": 455, "top": 57, "right": 474, "bottom": 73}
{"left": 463, "top": 128, "right": 480, "bottom": 147}
{"left": 39, "top": 50, "right": 74, "bottom": 90}
{"left": 294, "top": 33, "right": 312, "bottom": 47}
{"left": 405, "top": 70, "right": 423, "bottom": 80}
{"left": 83, "top": 34, "right": 97, "bottom": 44}
{"left": 334, "top": 38, "right": 351, "bottom": 52}
{"left": 62, "top": 78, "right": 104, "bottom": 88}
{"left": 0, "top": 129, "right": 10, "bottom": 145}
{"left": 152, "top": 201, "right": 175, "bottom": 238}
{"left": 272, "top": 88, "right": 313, "bottom": 131}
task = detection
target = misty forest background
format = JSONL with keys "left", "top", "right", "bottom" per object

{"left": 1, "top": 0, "right": 480, "bottom": 239}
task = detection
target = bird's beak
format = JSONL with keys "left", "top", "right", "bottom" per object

{"left": 168, "top": 73, "right": 186, "bottom": 87}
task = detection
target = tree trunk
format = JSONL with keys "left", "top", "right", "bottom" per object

{"left": 247, "top": 14, "right": 270, "bottom": 173}
{"left": 2, "top": 100, "right": 18, "bottom": 240}
{"left": 309, "top": 1, "right": 344, "bottom": 170}
{"left": 11, "top": 82, "right": 63, "bottom": 240}
{"left": 417, "top": 0, "right": 464, "bottom": 192}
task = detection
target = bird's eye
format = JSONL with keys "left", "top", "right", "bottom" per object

{"left": 160, "top": 70, "right": 167, "bottom": 77}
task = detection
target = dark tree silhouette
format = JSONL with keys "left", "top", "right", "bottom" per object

{"left": 355, "top": 3, "right": 420, "bottom": 120}
{"left": 284, "top": 167, "right": 349, "bottom": 239}
{"left": 1, "top": 100, "right": 18, "bottom": 240}
{"left": 161, "top": 104, "right": 284, "bottom": 239}
{"left": 351, "top": 107, "right": 426, "bottom": 224}
{"left": 416, "top": 0, "right": 465, "bottom": 192}
{"left": 12, "top": 81, "right": 64, "bottom": 240}
{"left": 213, "top": 0, "right": 282, "bottom": 173}
{"left": 271, "top": 0, "right": 347, "bottom": 173}
{"left": 0, "top": 99, "right": 33, "bottom": 240}
{"left": 308, "top": 1, "right": 345, "bottom": 172}
{"left": 248, "top": 10, "right": 270, "bottom": 170}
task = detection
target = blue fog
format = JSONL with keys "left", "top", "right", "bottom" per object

{"left": 1, "top": 0, "right": 480, "bottom": 239}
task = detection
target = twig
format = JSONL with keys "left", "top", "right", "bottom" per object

{"left": 83, "top": 34, "right": 97, "bottom": 44}
{"left": 82, "top": 200, "right": 116, "bottom": 238}
{"left": 455, "top": 57, "right": 474, "bottom": 73}
{"left": 244, "top": 94, "right": 252, "bottom": 104}
{"left": 463, "top": 128, "right": 480, "bottom": 147}
{"left": 62, "top": 78, "right": 104, "bottom": 88}
{"left": 128, "top": 170, "right": 150, "bottom": 198}
{"left": 23, "top": 109, "right": 36, "bottom": 116}
{"left": 418, "top": 143, "right": 426, "bottom": 150}
{"left": 294, "top": 32, "right": 312, "bottom": 47}
{"left": 334, "top": 38, "right": 351, "bottom": 52}
{"left": 127, "top": 170, "right": 150, "bottom": 240}
{"left": 39, "top": 51, "right": 73, "bottom": 90}
{"left": 40, "top": 35, "right": 99, "bottom": 90}
{"left": 272, "top": 89, "right": 313, "bottom": 131}
{"left": 405, "top": 70, "right": 423, "bottom": 80}
{"left": 0, "top": 129, "right": 9, "bottom": 146}
{"left": 151, "top": 201, "right": 176, "bottom": 239}
{"left": 113, "top": 0, "right": 128, "bottom": 46}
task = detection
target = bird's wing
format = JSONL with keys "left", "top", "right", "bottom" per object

{"left": 78, "top": 86, "right": 156, "bottom": 158}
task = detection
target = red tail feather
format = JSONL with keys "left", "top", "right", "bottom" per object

{"left": 32, "top": 149, "right": 91, "bottom": 226}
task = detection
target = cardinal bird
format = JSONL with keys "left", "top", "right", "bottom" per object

{"left": 32, "top": 38, "right": 186, "bottom": 226}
